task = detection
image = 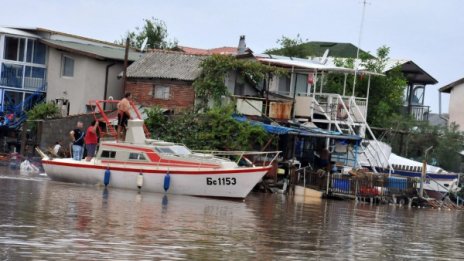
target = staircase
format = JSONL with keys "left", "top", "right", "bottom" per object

{"left": 91, "top": 100, "right": 150, "bottom": 140}
{"left": 310, "top": 93, "right": 393, "bottom": 174}
{"left": 3, "top": 84, "right": 47, "bottom": 129}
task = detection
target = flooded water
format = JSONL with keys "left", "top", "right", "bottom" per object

{"left": 1, "top": 169, "right": 464, "bottom": 260}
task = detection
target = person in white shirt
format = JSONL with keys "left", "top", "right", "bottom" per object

{"left": 53, "top": 141, "right": 61, "bottom": 156}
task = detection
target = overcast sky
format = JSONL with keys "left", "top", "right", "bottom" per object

{"left": 2, "top": 0, "right": 463, "bottom": 112}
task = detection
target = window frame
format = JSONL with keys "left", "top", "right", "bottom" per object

{"left": 61, "top": 55, "right": 75, "bottom": 78}
{"left": 101, "top": 150, "right": 116, "bottom": 158}
{"left": 153, "top": 85, "right": 170, "bottom": 100}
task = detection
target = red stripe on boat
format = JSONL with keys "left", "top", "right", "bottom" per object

{"left": 42, "top": 160, "right": 271, "bottom": 175}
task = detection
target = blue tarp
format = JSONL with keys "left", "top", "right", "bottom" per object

{"left": 233, "top": 115, "right": 361, "bottom": 141}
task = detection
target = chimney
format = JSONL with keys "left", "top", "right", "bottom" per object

{"left": 237, "top": 35, "right": 246, "bottom": 55}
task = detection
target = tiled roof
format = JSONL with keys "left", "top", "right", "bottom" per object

{"left": 179, "top": 46, "right": 237, "bottom": 55}
{"left": 41, "top": 39, "right": 142, "bottom": 61}
{"left": 126, "top": 50, "right": 206, "bottom": 81}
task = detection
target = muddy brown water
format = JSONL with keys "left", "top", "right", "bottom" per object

{"left": 1, "top": 169, "right": 463, "bottom": 260}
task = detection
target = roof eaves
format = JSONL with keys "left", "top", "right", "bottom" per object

{"left": 40, "top": 39, "right": 106, "bottom": 60}
{"left": 405, "top": 61, "right": 438, "bottom": 85}
{"left": 36, "top": 27, "right": 124, "bottom": 48}
{"left": 439, "top": 77, "right": 464, "bottom": 93}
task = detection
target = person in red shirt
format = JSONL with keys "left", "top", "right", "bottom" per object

{"left": 84, "top": 120, "right": 99, "bottom": 161}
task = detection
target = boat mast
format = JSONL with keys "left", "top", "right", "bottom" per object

{"left": 352, "top": 0, "right": 368, "bottom": 96}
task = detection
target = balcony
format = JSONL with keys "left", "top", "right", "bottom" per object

{"left": 404, "top": 105, "right": 429, "bottom": 121}
{"left": 0, "top": 63, "right": 47, "bottom": 91}
{"left": 234, "top": 96, "right": 292, "bottom": 120}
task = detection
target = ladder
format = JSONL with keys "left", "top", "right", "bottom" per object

{"left": 91, "top": 100, "right": 150, "bottom": 140}
{"left": 311, "top": 93, "right": 393, "bottom": 174}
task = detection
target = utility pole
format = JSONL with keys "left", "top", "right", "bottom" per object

{"left": 352, "top": 0, "right": 369, "bottom": 96}
{"left": 122, "top": 37, "right": 130, "bottom": 95}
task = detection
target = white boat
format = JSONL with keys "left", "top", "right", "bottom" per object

{"left": 41, "top": 119, "right": 279, "bottom": 199}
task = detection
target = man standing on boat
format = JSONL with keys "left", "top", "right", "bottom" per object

{"left": 69, "top": 121, "right": 85, "bottom": 161}
{"left": 117, "top": 93, "right": 132, "bottom": 141}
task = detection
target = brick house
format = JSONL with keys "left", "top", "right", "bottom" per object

{"left": 125, "top": 50, "right": 205, "bottom": 111}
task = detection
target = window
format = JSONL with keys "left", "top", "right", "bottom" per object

{"left": 154, "top": 147, "right": 174, "bottom": 154}
{"left": 154, "top": 85, "right": 170, "bottom": 100}
{"left": 1, "top": 63, "right": 24, "bottom": 88}
{"left": 101, "top": 150, "right": 116, "bottom": 158}
{"left": 26, "top": 39, "right": 46, "bottom": 65}
{"left": 4, "top": 36, "right": 25, "bottom": 61}
{"left": 24, "top": 66, "right": 46, "bottom": 89}
{"left": 129, "top": 153, "right": 146, "bottom": 160}
{"left": 170, "top": 145, "right": 191, "bottom": 155}
{"left": 295, "top": 73, "right": 309, "bottom": 96}
{"left": 61, "top": 55, "right": 74, "bottom": 77}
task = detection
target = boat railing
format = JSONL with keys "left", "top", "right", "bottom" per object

{"left": 191, "top": 150, "right": 281, "bottom": 167}
{"left": 423, "top": 174, "right": 464, "bottom": 205}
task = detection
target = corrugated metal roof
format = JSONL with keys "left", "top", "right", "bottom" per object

{"left": 40, "top": 39, "right": 142, "bottom": 61}
{"left": 257, "top": 57, "right": 383, "bottom": 76}
{"left": 125, "top": 51, "right": 206, "bottom": 81}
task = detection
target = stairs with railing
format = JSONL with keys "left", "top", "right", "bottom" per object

{"left": 2, "top": 84, "right": 47, "bottom": 129}
{"left": 310, "top": 93, "right": 393, "bottom": 174}
{"left": 91, "top": 100, "right": 150, "bottom": 141}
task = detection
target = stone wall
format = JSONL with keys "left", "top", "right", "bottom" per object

{"left": 126, "top": 78, "right": 195, "bottom": 111}
{"left": 35, "top": 113, "right": 97, "bottom": 150}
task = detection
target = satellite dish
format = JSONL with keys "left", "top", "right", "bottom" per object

{"left": 140, "top": 37, "right": 148, "bottom": 52}
{"left": 320, "top": 49, "right": 330, "bottom": 64}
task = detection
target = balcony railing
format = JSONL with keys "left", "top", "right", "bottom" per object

{"left": 0, "top": 63, "right": 47, "bottom": 91}
{"left": 404, "top": 105, "right": 429, "bottom": 121}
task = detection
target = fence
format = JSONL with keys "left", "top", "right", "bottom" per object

{"left": 297, "top": 167, "right": 417, "bottom": 199}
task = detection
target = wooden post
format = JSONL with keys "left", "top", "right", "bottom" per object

{"left": 122, "top": 37, "right": 130, "bottom": 95}
{"left": 20, "top": 121, "right": 28, "bottom": 156}
{"left": 420, "top": 146, "right": 433, "bottom": 198}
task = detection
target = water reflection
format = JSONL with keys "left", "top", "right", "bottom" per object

{"left": 0, "top": 172, "right": 464, "bottom": 260}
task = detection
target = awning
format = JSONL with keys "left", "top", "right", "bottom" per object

{"left": 233, "top": 115, "right": 361, "bottom": 140}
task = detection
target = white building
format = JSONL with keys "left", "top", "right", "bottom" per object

{"left": 0, "top": 27, "right": 142, "bottom": 117}
{"left": 439, "top": 78, "right": 464, "bottom": 131}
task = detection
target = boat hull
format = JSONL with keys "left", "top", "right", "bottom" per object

{"left": 42, "top": 159, "right": 270, "bottom": 199}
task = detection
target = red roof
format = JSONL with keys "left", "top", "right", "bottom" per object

{"left": 179, "top": 46, "right": 237, "bottom": 55}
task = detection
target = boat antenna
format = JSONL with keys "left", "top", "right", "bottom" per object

{"left": 352, "top": 0, "right": 369, "bottom": 96}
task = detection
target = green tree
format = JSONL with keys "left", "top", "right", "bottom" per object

{"left": 144, "top": 105, "right": 270, "bottom": 151}
{"left": 193, "top": 54, "right": 286, "bottom": 111}
{"left": 117, "top": 17, "right": 177, "bottom": 49}
{"left": 265, "top": 34, "right": 312, "bottom": 58}
{"left": 325, "top": 46, "right": 407, "bottom": 127}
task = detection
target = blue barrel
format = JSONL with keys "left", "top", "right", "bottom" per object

{"left": 333, "top": 179, "right": 350, "bottom": 192}
{"left": 104, "top": 168, "right": 111, "bottom": 187}
{"left": 163, "top": 172, "right": 171, "bottom": 192}
{"left": 388, "top": 177, "right": 407, "bottom": 190}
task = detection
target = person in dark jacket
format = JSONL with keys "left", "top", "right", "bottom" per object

{"left": 69, "top": 121, "right": 85, "bottom": 161}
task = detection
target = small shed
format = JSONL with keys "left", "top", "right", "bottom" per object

{"left": 125, "top": 50, "right": 206, "bottom": 111}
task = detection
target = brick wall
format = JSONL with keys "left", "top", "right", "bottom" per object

{"left": 126, "top": 78, "right": 195, "bottom": 110}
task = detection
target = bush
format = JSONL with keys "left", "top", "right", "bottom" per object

{"left": 144, "top": 105, "right": 270, "bottom": 151}
{"left": 27, "top": 102, "right": 60, "bottom": 120}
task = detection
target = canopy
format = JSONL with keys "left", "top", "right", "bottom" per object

{"left": 233, "top": 115, "right": 361, "bottom": 140}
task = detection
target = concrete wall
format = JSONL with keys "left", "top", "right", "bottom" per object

{"left": 126, "top": 78, "right": 195, "bottom": 111}
{"left": 36, "top": 113, "right": 97, "bottom": 150}
{"left": 448, "top": 83, "right": 464, "bottom": 131}
{"left": 46, "top": 48, "right": 124, "bottom": 114}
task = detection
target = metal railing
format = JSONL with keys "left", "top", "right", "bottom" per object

{"left": 404, "top": 105, "right": 430, "bottom": 121}
{"left": 297, "top": 170, "right": 417, "bottom": 198}
{"left": 191, "top": 150, "right": 281, "bottom": 167}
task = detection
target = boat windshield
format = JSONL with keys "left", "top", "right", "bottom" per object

{"left": 154, "top": 145, "right": 191, "bottom": 155}
{"left": 170, "top": 145, "right": 191, "bottom": 155}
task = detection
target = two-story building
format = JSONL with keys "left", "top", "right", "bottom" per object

{"left": 0, "top": 26, "right": 142, "bottom": 120}
{"left": 439, "top": 77, "right": 464, "bottom": 131}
